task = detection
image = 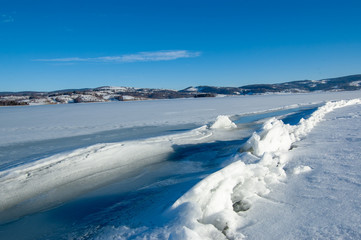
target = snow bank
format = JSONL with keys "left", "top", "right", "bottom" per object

{"left": 162, "top": 98, "right": 361, "bottom": 239}
{"left": 167, "top": 157, "right": 274, "bottom": 239}
{"left": 242, "top": 98, "right": 361, "bottom": 157}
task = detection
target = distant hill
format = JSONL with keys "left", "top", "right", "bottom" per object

{"left": 1, "top": 74, "right": 361, "bottom": 106}
{"left": 181, "top": 74, "right": 361, "bottom": 95}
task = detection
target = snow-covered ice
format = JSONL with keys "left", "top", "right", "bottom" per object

{"left": 1, "top": 90, "right": 360, "bottom": 146}
{"left": 0, "top": 91, "right": 361, "bottom": 239}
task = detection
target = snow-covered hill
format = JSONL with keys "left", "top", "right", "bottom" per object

{"left": 182, "top": 74, "right": 361, "bottom": 95}
{"left": 1, "top": 74, "right": 361, "bottom": 106}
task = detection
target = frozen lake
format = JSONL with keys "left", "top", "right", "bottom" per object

{"left": 0, "top": 91, "right": 360, "bottom": 239}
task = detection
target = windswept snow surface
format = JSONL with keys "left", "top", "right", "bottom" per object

{"left": 0, "top": 91, "right": 361, "bottom": 239}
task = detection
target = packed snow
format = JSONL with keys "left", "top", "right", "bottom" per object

{"left": 0, "top": 91, "right": 360, "bottom": 239}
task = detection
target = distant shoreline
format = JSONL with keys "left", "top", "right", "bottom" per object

{"left": 1, "top": 74, "right": 361, "bottom": 106}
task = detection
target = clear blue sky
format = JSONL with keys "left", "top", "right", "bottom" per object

{"left": 1, "top": 0, "right": 361, "bottom": 91}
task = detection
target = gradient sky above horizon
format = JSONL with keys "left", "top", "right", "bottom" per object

{"left": 1, "top": 0, "right": 361, "bottom": 91}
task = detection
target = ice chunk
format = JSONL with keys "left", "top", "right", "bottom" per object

{"left": 241, "top": 118, "right": 294, "bottom": 157}
{"left": 210, "top": 115, "right": 237, "bottom": 129}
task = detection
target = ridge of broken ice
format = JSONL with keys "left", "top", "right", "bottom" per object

{"left": 165, "top": 98, "right": 361, "bottom": 239}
